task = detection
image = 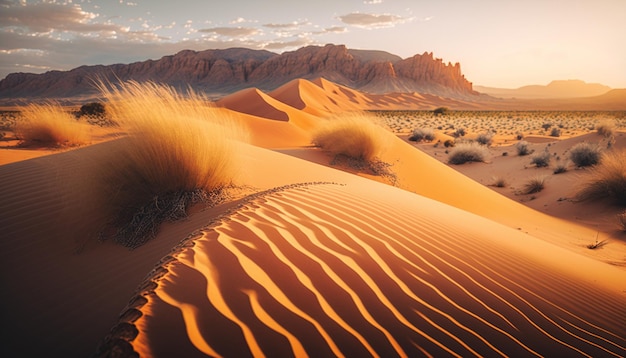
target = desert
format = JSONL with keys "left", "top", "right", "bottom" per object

{"left": 1, "top": 1, "right": 626, "bottom": 357}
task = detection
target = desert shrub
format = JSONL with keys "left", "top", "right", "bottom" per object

{"left": 515, "top": 140, "right": 533, "bottom": 156}
{"left": 530, "top": 151, "right": 551, "bottom": 167}
{"left": 79, "top": 102, "right": 106, "bottom": 117}
{"left": 553, "top": 162, "right": 568, "bottom": 174}
{"left": 491, "top": 176, "right": 507, "bottom": 188}
{"left": 408, "top": 127, "right": 435, "bottom": 142}
{"left": 576, "top": 150, "right": 626, "bottom": 205}
{"left": 596, "top": 120, "right": 616, "bottom": 138}
{"left": 444, "top": 139, "right": 455, "bottom": 147}
{"left": 448, "top": 142, "right": 489, "bottom": 164}
{"left": 569, "top": 142, "right": 602, "bottom": 167}
{"left": 433, "top": 107, "right": 449, "bottom": 116}
{"left": 542, "top": 123, "right": 552, "bottom": 130}
{"left": 96, "top": 80, "right": 245, "bottom": 248}
{"left": 475, "top": 131, "right": 494, "bottom": 146}
{"left": 523, "top": 175, "right": 546, "bottom": 194}
{"left": 453, "top": 128, "right": 466, "bottom": 138}
{"left": 312, "top": 112, "right": 391, "bottom": 162}
{"left": 549, "top": 127, "right": 561, "bottom": 137}
{"left": 14, "top": 103, "right": 90, "bottom": 147}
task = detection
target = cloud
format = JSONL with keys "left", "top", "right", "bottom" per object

{"left": 263, "top": 20, "right": 310, "bottom": 29}
{"left": 263, "top": 38, "right": 313, "bottom": 50}
{"left": 364, "top": 0, "right": 383, "bottom": 4}
{"left": 198, "top": 26, "right": 259, "bottom": 37}
{"left": 322, "top": 26, "right": 347, "bottom": 33}
{"left": 0, "top": 2, "right": 121, "bottom": 34}
{"left": 338, "top": 12, "right": 410, "bottom": 28}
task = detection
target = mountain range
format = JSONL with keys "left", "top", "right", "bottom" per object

{"left": 0, "top": 44, "right": 476, "bottom": 100}
{"left": 474, "top": 80, "right": 612, "bottom": 99}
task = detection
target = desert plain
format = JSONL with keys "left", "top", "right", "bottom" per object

{"left": 1, "top": 77, "right": 625, "bottom": 358}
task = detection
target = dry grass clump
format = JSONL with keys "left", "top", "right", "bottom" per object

{"left": 515, "top": 140, "right": 533, "bottom": 156}
{"left": 14, "top": 103, "right": 90, "bottom": 147}
{"left": 530, "top": 151, "right": 551, "bottom": 167}
{"left": 408, "top": 127, "right": 435, "bottom": 142}
{"left": 523, "top": 175, "right": 547, "bottom": 194}
{"left": 96, "top": 80, "right": 245, "bottom": 248}
{"left": 475, "top": 131, "right": 494, "bottom": 146}
{"left": 576, "top": 150, "right": 626, "bottom": 205}
{"left": 569, "top": 142, "right": 602, "bottom": 167}
{"left": 596, "top": 119, "right": 616, "bottom": 138}
{"left": 312, "top": 112, "right": 391, "bottom": 162}
{"left": 448, "top": 142, "right": 490, "bottom": 164}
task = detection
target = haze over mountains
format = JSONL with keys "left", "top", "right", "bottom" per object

{"left": 0, "top": 44, "right": 475, "bottom": 100}
{"left": 475, "top": 80, "right": 612, "bottom": 99}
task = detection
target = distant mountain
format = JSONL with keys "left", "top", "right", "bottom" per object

{"left": 475, "top": 80, "right": 612, "bottom": 99}
{"left": 0, "top": 44, "right": 476, "bottom": 101}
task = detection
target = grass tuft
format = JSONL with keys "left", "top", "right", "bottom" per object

{"left": 14, "top": 103, "right": 90, "bottom": 147}
{"left": 408, "top": 127, "right": 435, "bottom": 142}
{"left": 596, "top": 120, "right": 616, "bottom": 138}
{"left": 312, "top": 112, "right": 391, "bottom": 162}
{"left": 523, "top": 175, "right": 546, "bottom": 194}
{"left": 576, "top": 150, "right": 626, "bottom": 205}
{"left": 530, "top": 151, "right": 551, "bottom": 167}
{"left": 448, "top": 142, "right": 490, "bottom": 164}
{"left": 515, "top": 140, "right": 533, "bottom": 156}
{"left": 96, "top": 80, "right": 245, "bottom": 248}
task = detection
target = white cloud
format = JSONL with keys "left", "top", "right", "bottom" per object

{"left": 198, "top": 26, "right": 259, "bottom": 37}
{"left": 364, "top": 0, "right": 383, "bottom": 4}
{"left": 338, "top": 12, "right": 411, "bottom": 28}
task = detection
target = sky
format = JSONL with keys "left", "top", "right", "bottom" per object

{"left": 1, "top": 0, "right": 625, "bottom": 89}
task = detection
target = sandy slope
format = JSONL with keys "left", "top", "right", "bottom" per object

{"left": 1, "top": 78, "right": 625, "bottom": 357}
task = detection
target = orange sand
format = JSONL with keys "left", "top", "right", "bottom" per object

{"left": 1, "top": 78, "right": 624, "bottom": 357}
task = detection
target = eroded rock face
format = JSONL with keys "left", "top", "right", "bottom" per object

{"left": 0, "top": 44, "right": 476, "bottom": 99}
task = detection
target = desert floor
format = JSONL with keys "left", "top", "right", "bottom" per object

{"left": 1, "top": 79, "right": 625, "bottom": 357}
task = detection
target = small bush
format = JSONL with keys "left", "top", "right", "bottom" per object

{"left": 475, "top": 131, "right": 494, "bottom": 146}
{"left": 553, "top": 162, "right": 568, "bottom": 174}
{"left": 409, "top": 127, "right": 435, "bottom": 142}
{"left": 523, "top": 176, "right": 546, "bottom": 194}
{"left": 453, "top": 128, "right": 466, "bottom": 138}
{"left": 79, "top": 102, "right": 106, "bottom": 117}
{"left": 530, "top": 151, "right": 551, "bottom": 167}
{"left": 542, "top": 123, "right": 552, "bottom": 130}
{"left": 576, "top": 150, "right": 626, "bottom": 205}
{"left": 312, "top": 113, "right": 392, "bottom": 162}
{"left": 491, "top": 176, "right": 507, "bottom": 188}
{"left": 443, "top": 139, "right": 455, "bottom": 148}
{"left": 569, "top": 142, "right": 602, "bottom": 167}
{"left": 596, "top": 120, "right": 616, "bottom": 138}
{"left": 448, "top": 142, "right": 490, "bottom": 164}
{"left": 549, "top": 127, "right": 561, "bottom": 137}
{"left": 515, "top": 140, "right": 533, "bottom": 156}
{"left": 14, "top": 103, "right": 90, "bottom": 147}
{"left": 433, "top": 107, "right": 449, "bottom": 116}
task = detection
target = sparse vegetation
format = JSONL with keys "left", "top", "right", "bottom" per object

{"left": 569, "top": 142, "right": 602, "bottom": 167}
{"left": 553, "top": 162, "right": 568, "bottom": 174}
{"left": 530, "top": 151, "right": 551, "bottom": 167}
{"left": 576, "top": 150, "right": 626, "bottom": 205}
{"left": 448, "top": 142, "right": 490, "bottom": 164}
{"left": 515, "top": 140, "right": 533, "bottom": 156}
{"left": 596, "top": 119, "right": 616, "bottom": 138}
{"left": 523, "top": 175, "right": 547, "bottom": 194}
{"left": 96, "top": 80, "right": 245, "bottom": 248}
{"left": 14, "top": 103, "right": 90, "bottom": 147}
{"left": 475, "top": 131, "right": 494, "bottom": 146}
{"left": 433, "top": 107, "right": 449, "bottom": 116}
{"left": 78, "top": 102, "right": 106, "bottom": 117}
{"left": 491, "top": 176, "right": 507, "bottom": 188}
{"left": 549, "top": 127, "right": 561, "bottom": 137}
{"left": 408, "top": 127, "right": 435, "bottom": 142}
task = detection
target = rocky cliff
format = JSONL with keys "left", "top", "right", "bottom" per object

{"left": 0, "top": 44, "right": 476, "bottom": 100}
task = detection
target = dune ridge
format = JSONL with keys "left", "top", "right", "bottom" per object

{"left": 105, "top": 182, "right": 625, "bottom": 357}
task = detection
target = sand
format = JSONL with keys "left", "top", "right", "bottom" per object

{"left": 1, "top": 78, "right": 624, "bottom": 357}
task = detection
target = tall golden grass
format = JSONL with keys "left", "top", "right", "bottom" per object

{"left": 311, "top": 112, "right": 391, "bottom": 162}
{"left": 15, "top": 103, "right": 90, "bottom": 146}
{"left": 576, "top": 149, "right": 626, "bottom": 205}
{"left": 96, "top": 80, "right": 246, "bottom": 247}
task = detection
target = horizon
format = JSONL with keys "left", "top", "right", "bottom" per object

{"left": 1, "top": 0, "right": 625, "bottom": 89}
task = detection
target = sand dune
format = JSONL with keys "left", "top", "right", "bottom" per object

{"left": 114, "top": 181, "right": 625, "bottom": 357}
{"left": 2, "top": 79, "right": 625, "bottom": 357}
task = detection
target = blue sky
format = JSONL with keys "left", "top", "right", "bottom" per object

{"left": 1, "top": 0, "right": 625, "bottom": 88}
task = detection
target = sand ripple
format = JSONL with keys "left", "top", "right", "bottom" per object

{"left": 100, "top": 183, "right": 626, "bottom": 357}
